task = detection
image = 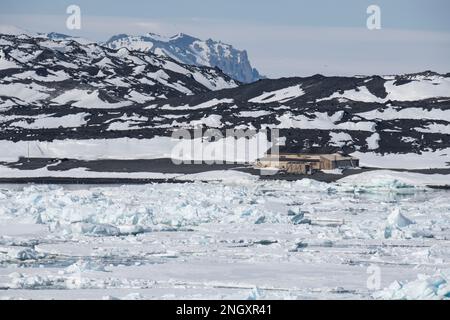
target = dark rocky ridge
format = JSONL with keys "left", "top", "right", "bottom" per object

{"left": 0, "top": 34, "right": 449, "bottom": 163}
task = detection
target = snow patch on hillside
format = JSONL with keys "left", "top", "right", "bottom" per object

{"left": 366, "top": 133, "right": 380, "bottom": 150}
{"left": 329, "top": 132, "right": 353, "bottom": 147}
{"left": 249, "top": 85, "right": 304, "bottom": 104}
{"left": 351, "top": 149, "right": 450, "bottom": 169}
{"left": 320, "top": 76, "right": 450, "bottom": 103}
{"left": 385, "top": 77, "right": 450, "bottom": 101}
{"left": 52, "top": 89, "right": 132, "bottom": 109}
{"left": 318, "top": 86, "right": 384, "bottom": 103}
{"left": 0, "top": 134, "right": 271, "bottom": 163}
{"left": 10, "top": 113, "right": 89, "bottom": 129}
{"left": 161, "top": 98, "right": 234, "bottom": 110}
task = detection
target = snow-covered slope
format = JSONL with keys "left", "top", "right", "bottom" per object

{"left": 0, "top": 34, "right": 238, "bottom": 111}
{"left": 104, "top": 33, "right": 262, "bottom": 83}
{"left": 0, "top": 34, "right": 449, "bottom": 169}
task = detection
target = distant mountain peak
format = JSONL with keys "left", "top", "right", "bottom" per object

{"left": 42, "top": 32, "right": 94, "bottom": 45}
{"left": 104, "top": 32, "right": 263, "bottom": 83}
{"left": 0, "top": 25, "right": 36, "bottom": 37}
{"left": 45, "top": 32, "right": 71, "bottom": 39}
{"left": 0, "top": 33, "right": 238, "bottom": 111}
{"left": 171, "top": 32, "right": 189, "bottom": 39}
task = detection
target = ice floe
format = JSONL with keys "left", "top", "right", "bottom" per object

{"left": 375, "top": 271, "right": 450, "bottom": 300}
{"left": 383, "top": 208, "right": 415, "bottom": 239}
{"left": 339, "top": 170, "right": 450, "bottom": 188}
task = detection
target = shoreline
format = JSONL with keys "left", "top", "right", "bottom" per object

{"left": 0, "top": 158, "right": 449, "bottom": 188}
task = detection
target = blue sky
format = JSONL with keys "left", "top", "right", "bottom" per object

{"left": 1, "top": 0, "right": 449, "bottom": 77}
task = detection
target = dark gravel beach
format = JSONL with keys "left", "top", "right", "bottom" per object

{"left": 0, "top": 157, "right": 449, "bottom": 186}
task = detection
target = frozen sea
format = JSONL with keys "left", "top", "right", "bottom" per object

{"left": 0, "top": 176, "right": 449, "bottom": 300}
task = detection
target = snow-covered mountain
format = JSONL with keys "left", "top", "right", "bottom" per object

{"left": 41, "top": 32, "right": 95, "bottom": 45}
{"left": 104, "top": 33, "right": 263, "bottom": 83}
{"left": 0, "top": 25, "right": 263, "bottom": 83}
{"left": 1, "top": 33, "right": 449, "bottom": 169}
{"left": 0, "top": 33, "right": 238, "bottom": 110}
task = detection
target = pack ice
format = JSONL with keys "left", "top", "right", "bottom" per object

{"left": 0, "top": 176, "right": 449, "bottom": 300}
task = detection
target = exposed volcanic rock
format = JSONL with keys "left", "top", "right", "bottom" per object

{"left": 1, "top": 34, "right": 449, "bottom": 168}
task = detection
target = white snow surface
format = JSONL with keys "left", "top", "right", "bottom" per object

{"left": 249, "top": 85, "right": 305, "bottom": 104}
{"left": 351, "top": 149, "right": 450, "bottom": 169}
{"left": 237, "top": 110, "right": 272, "bottom": 118}
{"left": 366, "top": 133, "right": 381, "bottom": 150}
{"left": 9, "top": 113, "right": 89, "bottom": 129}
{"left": 318, "top": 86, "right": 385, "bottom": 103}
{"left": 339, "top": 170, "right": 450, "bottom": 187}
{"left": 320, "top": 76, "right": 450, "bottom": 103}
{"left": 329, "top": 132, "right": 353, "bottom": 147}
{"left": 375, "top": 271, "right": 450, "bottom": 300}
{"left": 0, "top": 177, "right": 449, "bottom": 300}
{"left": 52, "top": 89, "right": 132, "bottom": 109}
{"left": 160, "top": 98, "right": 234, "bottom": 110}
{"left": 268, "top": 111, "right": 376, "bottom": 132}
{"left": 0, "top": 134, "right": 271, "bottom": 163}
{"left": 0, "top": 137, "right": 447, "bottom": 169}
{"left": 0, "top": 50, "right": 21, "bottom": 70}
{"left": 384, "top": 77, "right": 450, "bottom": 101}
